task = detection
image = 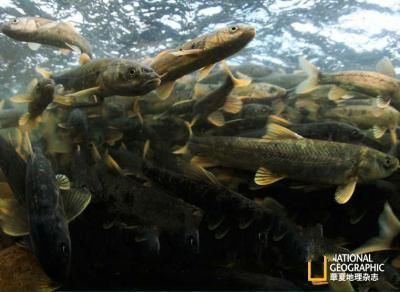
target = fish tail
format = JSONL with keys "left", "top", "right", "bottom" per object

{"left": 221, "top": 60, "right": 252, "bottom": 87}
{"left": 295, "top": 56, "right": 319, "bottom": 94}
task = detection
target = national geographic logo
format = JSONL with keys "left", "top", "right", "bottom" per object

{"left": 308, "top": 256, "right": 328, "bottom": 285}
{"left": 308, "top": 254, "right": 384, "bottom": 285}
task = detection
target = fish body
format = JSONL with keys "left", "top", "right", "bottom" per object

{"left": 25, "top": 146, "right": 71, "bottom": 282}
{"left": 196, "top": 82, "right": 286, "bottom": 101}
{"left": 320, "top": 71, "right": 400, "bottom": 99}
{"left": 151, "top": 24, "right": 255, "bottom": 98}
{"left": 324, "top": 103, "right": 400, "bottom": 130}
{"left": 1, "top": 17, "right": 92, "bottom": 56}
{"left": 288, "top": 121, "right": 366, "bottom": 144}
{"left": 297, "top": 57, "right": 400, "bottom": 101}
{"left": 192, "top": 75, "right": 236, "bottom": 126}
{"left": 10, "top": 78, "right": 55, "bottom": 128}
{"left": 62, "top": 108, "right": 89, "bottom": 144}
{"left": 188, "top": 135, "right": 398, "bottom": 186}
{"left": 53, "top": 59, "right": 161, "bottom": 97}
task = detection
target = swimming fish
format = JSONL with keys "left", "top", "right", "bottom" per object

{"left": 323, "top": 99, "right": 400, "bottom": 149}
{"left": 185, "top": 124, "right": 399, "bottom": 204}
{"left": 1, "top": 17, "right": 92, "bottom": 57}
{"left": 0, "top": 144, "right": 91, "bottom": 282}
{"left": 41, "top": 59, "right": 161, "bottom": 98}
{"left": 296, "top": 56, "right": 400, "bottom": 103}
{"left": 10, "top": 78, "right": 56, "bottom": 129}
{"left": 150, "top": 24, "right": 255, "bottom": 99}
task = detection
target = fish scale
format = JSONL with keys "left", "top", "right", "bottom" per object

{"left": 189, "top": 136, "right": 397, "bottom": 185}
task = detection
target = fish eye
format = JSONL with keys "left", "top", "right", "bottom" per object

{"left": 128, "top": 67, "right": 137, "bottom": 78}
{"left": 11, "top": 18, "right": 19, "bottom": 24}
{"left": 350, "top": 129, "right": 361, "bottom": 138}
{"left": 229, "top": 26, "right": 238, "bottom": 33}
{"left": 60, "top": 243, "right": 69, "bottom": 256}
{"left": 383, "top": 156, "right": 394, "bottom": 168}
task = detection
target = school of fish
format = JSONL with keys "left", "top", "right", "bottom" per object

{"left": 0, "top": 16, "right": 400, "bottom": 290}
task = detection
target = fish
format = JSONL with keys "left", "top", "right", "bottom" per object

{"left": 10, "top": 78, "right": 59, "bottom": 131}
{"left": 42, "top": 58, "right": 161, "bottom": 98}
{"left": 296, "top": 56, "right": 400, "bottom": 103}
{"left": 58, "top": 108, "right": 89, "bottom": 144}
{"left": 190, "top": 67, "right": 240, "bottom": 127}
{"left": 0, "top": 144, "right": 91, "bottom": 283}
{"left": 150, "top": 24, "right": 256, "bottom": 99}
{"left": 0, "top": 136, "right": 27, "bottom": 204}
{"left": 141, "top": 156, "right": 319, "bottom": 263}
{"left": 185, "top": 123, "right": 399, "bottom": 204}
{"left": 194, "top": 81, "right": 287, "bottom": 103}
{"left": 98, "top": 161, "right": 203, "bottom": 255}
{"left": 1, "top": 17, "right": 92, "bottom": 57}
{"left": 229, "top": 120, "right": 374, "bottom": 146}
{"left": 323, "top": 99, "right": 400, "bottom": 149}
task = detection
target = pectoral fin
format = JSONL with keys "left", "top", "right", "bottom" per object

{"left": 328, "top": 86, "right": 348, "bottom": 101}
{"left": 59, "top": 48, "right": 71, "bottom": 55}
{"left": 372, "top": 125, "right": 387, "bottom": 139}
{"left": 62, "top": 188, "right": 92, "bottom": 223}
{"left": 190, "top": 155, "right": 219, "bottom": 168}
{"left": 254, "top": 167, "right": 285, "bottom": 186}
{"left": 56, "top": 174, "right": 71, "bottom": 190}
{"left": 198, "top": 63, "right": 215, "bottom": 80}
{"left": 28, "top": 42, "right": 41, "bottom": 51}
{"left": 223, "top": 96, "right": 242, "bottom": 114}
{"left": 183, "top": 164, "right": 220, "bottom": 185}
{"left": 335, "top": 180, "right": 357, "bottom": 204}
{"left": 0, "top": 198, "right": 29, "bottom": 236}
{"left": 10, "top": 95, "right": 32, "bottom": 103}
{"left": 156, "top": 81, "right": 175, "bottom": 100}
{"left": 18, "top": 113, "right": 31, "bottom": 127}
{"left": 65, "top": 42, "right": 81, "bottom": 53}
{"left": 207, "top": 111, "right": 225, "bottom": 127}
{"left": 66, "top": 87, "right": 100, "bottom": 99}
{"left": 269, "top": 115, "right": 291, "bottom": 126}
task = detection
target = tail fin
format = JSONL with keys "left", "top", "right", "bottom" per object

{"left": 221, "top": 61, "right": 252, "bottom": 87}
{"left": 295, "top": 57, "right": 319, "bottom": 94}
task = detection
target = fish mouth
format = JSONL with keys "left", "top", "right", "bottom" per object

{"left": 143, "top": 77, "right": 161, "bottom": 89}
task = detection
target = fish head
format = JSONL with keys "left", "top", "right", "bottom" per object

{"left": 242, "top": 104, "right": 272, "bottom": 118}
{"left": 99, "top": 61, "right": 161, "bottom": 96}
{"left": 331, "top": 122, "right": 364, "bottom": 142}
{"left": 358, "top": 149, "right": 399, "bottom": 181}
{"left": 1, "top": 17, "right": 38, "bottom": 38}
{"left": 206, "top": 24, "right": 256, "bottom": 51}
{"left": 67, "top": 108, "right": 88, "bottom": 133}
{"left": 30, "top": 215, "right": 71, "bottom": 283}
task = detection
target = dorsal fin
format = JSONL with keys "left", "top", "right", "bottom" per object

{"left": 263, "top": 123, "right": 303, "bottom": 140}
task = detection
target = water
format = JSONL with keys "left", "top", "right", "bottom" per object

{"left": 1, "top": 1, "right": 400, "bottom": 290}
{"left": 1, "top": 0, "right": 400, "bottom": 97}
